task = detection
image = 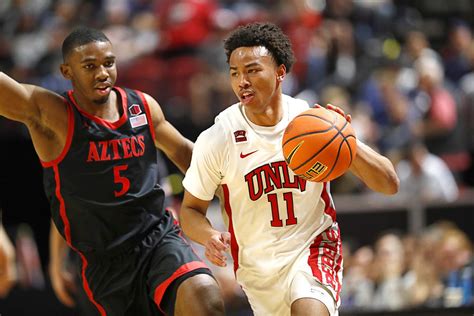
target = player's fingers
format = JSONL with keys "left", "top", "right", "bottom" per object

{"left": 220, "top": 232, "right": 231, "bottom": 249}
{"left": 0, "top": 252, "right": 7, "bottom": 276}
{"left": 56, "top": 287, "right": 76, "bottom": 307}
{"left": 210, "top": 238, "right": 228, "bottom": 252}
{"left": 63, "top": 272, "right": 77, "bottom": 294}
{"left": 51, "top": 277, "right": 76, "bottom": 307}
{"left": 0, "top": 259, "right": 17, "bottom": 298}
{"left": 313, "top": 104, "right": 322, "bottom": 108}
{"left": 328, "top": 104, "right": 346, "bottom": 117}
{"left": 207, "top": 243, "right": 227, "bottom": 261}
{"left": 50, "top": 270, "right": 76, "bottom": 307}
{"left": 205, "top": 249, "right": 227, "bottom": 267}
{"left": 331, "top": 106, "right": 352, "bottom": 122}
{"left": 0, "top": 277, "right": 15, "bottom": 298}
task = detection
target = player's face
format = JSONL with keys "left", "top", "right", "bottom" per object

{"left": 61, "top": 41, "right": 117, "bottom": 105}
{"left": 229, "top": 46, "right": 285, "bottom": 114}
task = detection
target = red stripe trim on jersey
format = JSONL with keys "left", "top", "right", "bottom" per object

{"left": 321, "top": 182, "right": 336, "bottom": 222}
{"left": 52, "top": 166, "right": 107, "bottom": 315}
{"left": 334, "top": 226, "right": 343, "bottom": 302}
{"left": 67, "top": 89, "right": 128, "bottom": 129}
{"left": 222, "top": 184, "right": 239, "bottom": 274}
{"left": 53, "top": 165, "right": 73, "bottom": 246}
{"left": 308, "top": 226, "right": 343, "bottom": 304}
{"left": 41, "top": 100, "right": 75, "bottom": 168}
{"left": 78, "top": 253, "right": 108, "bottom": 316}
{"left": 308, "top": 234, "right": 324, "bottom": 283}
{"left": 136, "top": 90, "right": 156, "bottom": 142}
{"left": 153, "top": 261, "right": 208, "bottom": 312}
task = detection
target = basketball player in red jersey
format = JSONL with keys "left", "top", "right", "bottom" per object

{"left": 180, "top": 22, "right": 399, "bottom": 316}
{"left": 0, "top": 27, "right": 224, "bottom": 316}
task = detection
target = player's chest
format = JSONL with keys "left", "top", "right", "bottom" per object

{"left": 226, "top": 145, "right": 306, "bottom": 199}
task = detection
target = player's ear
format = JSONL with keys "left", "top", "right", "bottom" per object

{"left": 277, "top": 64, "right": 286, "bottom": 82}
{"left": 60, "top": 63, "right": 72, "bottom": 80}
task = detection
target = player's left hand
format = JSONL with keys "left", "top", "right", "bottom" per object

{"left": 314, "top": 104, "right": 352, "bottom": 123}
{"left": 204, "top": 231, "right": 230, "bottom": 268}
{"left": 49, "top": 262, "right": 77, "bottom": 307}
{"left": 0, "top": 227, "right": 17, "bottom": 298}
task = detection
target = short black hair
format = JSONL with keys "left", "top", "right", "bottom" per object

{"left": 62, "top": 27, "right": 110, "bottom": 61}
{"left": 224, "top": 22, "right": 295, "bottom": 73}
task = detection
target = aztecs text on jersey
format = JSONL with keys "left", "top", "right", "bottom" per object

{"left": 42, "top": 87, "right": 166, "bottom": 255}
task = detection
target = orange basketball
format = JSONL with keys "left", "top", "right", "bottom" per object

{"left": 282, "top": 107, "right": 357, "bottom": 182}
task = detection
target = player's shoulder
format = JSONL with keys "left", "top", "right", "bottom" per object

{"left": 195, "top": 119, "right": 228, "bottom": 150}
{"left": 283, "top": 94, "right": 310, "bottom": 110}
{"left": 195, "top": 102, "right": 242, "bottom": 150}
{"left": 215, "top": 101, "right": 241, "bottom": 122}
{"left": 211, "top": 102, "right": 244, "bottom": 131}
{"left": 34, "top": 87, "right": 69, "bottom": 115}
{"left": 282, "top": 94, "right": 310, "bottom": 120}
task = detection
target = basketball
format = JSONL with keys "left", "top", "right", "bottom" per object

{"left": 282, "top": 107, "right": 357, "bottom": 182}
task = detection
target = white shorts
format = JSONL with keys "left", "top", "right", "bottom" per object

{"left": 290, "top": 270, "right": 339, "bottom": 316}
{"left": 240, "top": 223, "right": 343, "bottom": 316}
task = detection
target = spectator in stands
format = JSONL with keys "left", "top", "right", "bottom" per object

{"left": 368, "top": 232, "right": 408, "bottom": 311}
{"left": 433, "top": 225, "right": 474, "bottom": 307}
{"left": 404, "top": 221, "right": 473, "bottom": 308}
{"left": 340, "top": 245, "right": 374, "bottom": 310}
{"left": 402, "top": 31, "right": 441, "bottom": 67}
{"left": 396, "top": 141, "right": 459, "bottom": 203}
{"left": 376, "top": 66, "right": 414, "bottom": 157}
{"left": 443, "top": 20, "right": 473, "bottom": 84}
{"left": 403, "top": 223, "right": 446, "bottom": 307}
{"left": 411, "top": 55, "right": 470, "bottom": 176}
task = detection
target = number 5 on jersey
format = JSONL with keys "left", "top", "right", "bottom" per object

{"left": 113, "top": 165, "right": 130, "bottom": 197}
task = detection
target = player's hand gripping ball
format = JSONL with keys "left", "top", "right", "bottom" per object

{"left": 282, "top": 104, "right": 357, "bottom": 182}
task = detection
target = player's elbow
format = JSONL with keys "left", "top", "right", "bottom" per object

{"left": 383, "top": 170, "right": 400, "bottom": 195}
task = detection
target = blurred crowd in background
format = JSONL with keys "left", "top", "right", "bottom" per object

{"left": 0, "top": 0, "right": 473, "bottom": 314}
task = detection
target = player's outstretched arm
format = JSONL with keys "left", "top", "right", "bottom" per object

{"left": 142, "top": 93, "right": 193, "bottom": 173}
{"left": 323, "top": 104, "right": 399, "bottom": 195}
{"left": 349, "top": 140, "right": 399, "bottom": 195}
{"left": 180, "top": 191, "right": 230, "bottom": 267}
{"left": 0, "top": 72, "right": 60, "bottom": 124}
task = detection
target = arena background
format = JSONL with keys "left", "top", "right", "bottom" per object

{"left": 0, "top": 0, "right": 473, "bottom": 315}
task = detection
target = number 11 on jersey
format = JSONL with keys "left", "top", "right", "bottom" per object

{"left": 268, "top": 192, "right": 297, "bottom": 227}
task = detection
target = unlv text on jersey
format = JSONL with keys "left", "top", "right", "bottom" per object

{"left": 244, "top": 160, "right": 307, "bottom": 201}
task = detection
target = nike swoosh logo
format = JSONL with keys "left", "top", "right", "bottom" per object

{"left": 285, "top": 141, "right": 304, "bottom": 164}
{"left": 240, "top": 150, "right": 258, "bottom": 158}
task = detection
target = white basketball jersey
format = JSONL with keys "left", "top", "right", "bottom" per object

{"left": 183, "top": 95, "right": 339, "bottom": 315}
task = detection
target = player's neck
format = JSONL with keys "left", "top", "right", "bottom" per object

{"left": 243, "top": 93, "right": 283, "bottom": 127}
{"left": 73, "top": 90, "right": 120, "bottom": 121}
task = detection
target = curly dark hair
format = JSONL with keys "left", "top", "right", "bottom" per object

{"left": 224, "top": 22, "right": 295, "bottom": 73}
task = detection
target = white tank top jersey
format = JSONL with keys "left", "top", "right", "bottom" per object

{"left": 183, "top": 94, "right": 341, "bottom": 315}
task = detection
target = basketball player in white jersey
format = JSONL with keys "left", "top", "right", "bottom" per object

{"left": 180, "top": 22, "right": 399, "bottom": 316}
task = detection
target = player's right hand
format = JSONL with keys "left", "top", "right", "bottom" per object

{"left": 49, "top": 262, "right": 77, "bottom": 307}
{"left": 204, "top": 231, "right": 230, "bottom": 267}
